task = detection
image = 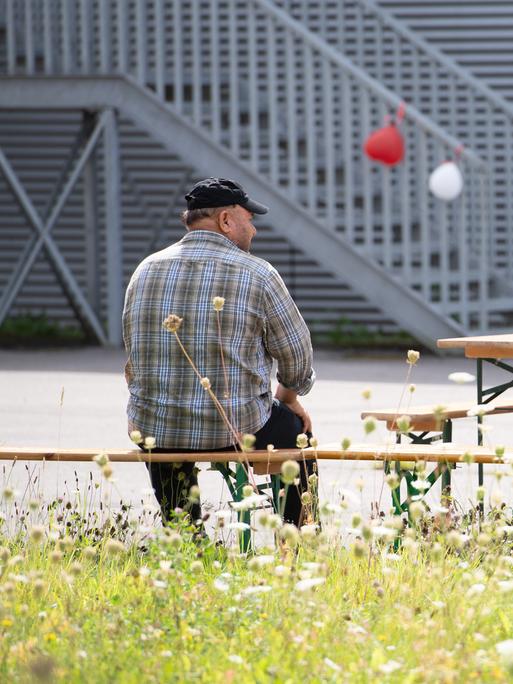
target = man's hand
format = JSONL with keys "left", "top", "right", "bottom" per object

{"left": 275, "top": 384, "right": 313, "bottom": 434}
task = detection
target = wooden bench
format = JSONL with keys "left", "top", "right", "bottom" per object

{"left": 361, "top": 399, "right": 513, "bottom": 502}
{"left": 361, "top": 397, "right": 513, "bottom": 436}
{"left": 0, "top": 444, "right": 507, "bottom": 529}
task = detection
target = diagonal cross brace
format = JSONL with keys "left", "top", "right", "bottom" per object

{"left": 0, "top": 112, "right": 109, "bottom": 343}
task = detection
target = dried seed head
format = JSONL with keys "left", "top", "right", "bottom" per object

{"left": 102, "top": 464, "right": 113, "bottom": 480}
{"left": 130, "top": 430, "right": 143, "bottom": 445}
{"left": 162, "top": 314, "right": 183, "bottom": 333}
{"left": 407, "top": 349, "right": 420, "bottom": 365}
{"left": 279, "top": 523, "right": 300, "bottom": 547}
{"left": 396, "top": 415, "right": 411, "bottom": 435}
{"left": 29, "top": 525, "right": 45, "bottom": 544}
{"left": 200, "top": 377, "right": 211, "bottom": 391}
{"left": 144, "top": 436, "right": 156, "bottom": 450}
{"left": 242, "top": 485, "right": 254, "bottom": 498}
{"left": 212, "top": 296, "right": 225, "bottom": 312}
{"left": 241, "top": 433, "right": 256, "bottom": 452}
{"left": 281, "top": 459, "right": 300, "bottom": 485}
{"left": 105, "top": 539, "right": 124, "bottom": 556}
{"left": 363, "top": 416, "right": 376, "bottom": 435}
{"left": 296, "top": 433, "right": 309, "bottom": 449}
{"left": 93, "top": 452, "right": 109, "bottom": 467}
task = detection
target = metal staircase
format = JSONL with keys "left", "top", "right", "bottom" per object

{"left": 0, "top": 0, "right": 507, "bottom": 349}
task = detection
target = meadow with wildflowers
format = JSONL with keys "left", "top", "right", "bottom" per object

{"left": 2, "top": 457, "right": 513, "bottom": 683}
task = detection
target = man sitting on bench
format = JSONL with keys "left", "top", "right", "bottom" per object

{"left": 122, "top": 177, "right": 316, "bottom": 528}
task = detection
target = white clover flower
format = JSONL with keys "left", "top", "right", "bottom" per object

{"left": 226, "top": 521, "right": 250, "bottom": 531}
{"left": 295, "top": 577, "right": 325, "bottom": 592}
{"left": 498, "top": 580, "right": 513, "bottom": 593}
{"left": 339, "top": 488, "right": 360, "bottom": 506}
{"left": 324, "top": 658, "right": 341, "bottom": 672}
{"left": 300, "top": 524, "right": 318, "bottom": 538}
{"left": 411, "top": 479, "right": 430, "bottom": 492}
{"left": 380, "top": 660, "right": 402, "bottom": 674}
{"left": 466, "top": 583, "right": 486, "bottom": 598}
{"left": 448, "top": 372, "right": 475, "bottom": 384}
{"left": 371, "top": 526, "right": 397, "bottom": 542}
{"left": 213, "top": 578, "right": 230, "bottom": 592}
{"left": 467, "top": 404, "right": 494, "bottom": 417}
{"left": 241, "top": 585, "right": 272, "bottom": 596}
{"left": 230, "top": 494, "right": 269, "bottom": 511}
{"left": 496, "top": 639, "right": 513, "bottom": 666}
{"left": 213, "top": 509, "right": 231, "bottom": 520}
{"left": 228, "top": 654, "right": 243, "bottom": 665}
{"left": 274, "top": 564, "right": 291, "bottom": 577}
{"left": 248, "top": 555, "right": 275, "bottom": 568}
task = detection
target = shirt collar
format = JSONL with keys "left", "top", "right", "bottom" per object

{"left": 181, "top": 230, "right": 240, "bottom": 251}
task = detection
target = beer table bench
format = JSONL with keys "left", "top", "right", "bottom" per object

{"left": 361, "top": 397, "right": 513, "bottom": 499}
{"left": 437, "top": 333, "right": 513, "bottom": 488}
{"left": 0, "top": 444, "right": 507, "bottom": 547}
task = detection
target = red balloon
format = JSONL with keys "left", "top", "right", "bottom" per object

{"left": 364, "top": 124, "right": 405, "bottom": 166}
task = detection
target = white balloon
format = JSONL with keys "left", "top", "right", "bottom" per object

{"left": 428, "top": 161, "right": 464, "bottom": 201}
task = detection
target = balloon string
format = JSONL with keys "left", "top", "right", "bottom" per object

{"left": 396, "top": 101, "right": 406, "bottom": 124}
{"left": 454, "top": 144, "right": 464, "bottom": 160}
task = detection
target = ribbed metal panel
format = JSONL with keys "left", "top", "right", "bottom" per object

{"left": 377, "top": 1, "right": 513, "bottom": 99}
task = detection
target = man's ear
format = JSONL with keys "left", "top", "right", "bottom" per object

{"left": 217, "top": 209, "right": 231, "bottom": 235}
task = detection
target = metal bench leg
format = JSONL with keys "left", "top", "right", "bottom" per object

{"left": 235, "top": 462, "right": 252, "bottom": 552}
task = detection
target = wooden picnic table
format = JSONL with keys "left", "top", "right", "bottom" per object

{"left": 437, "top": 332, "right": 513, "bottom": 487}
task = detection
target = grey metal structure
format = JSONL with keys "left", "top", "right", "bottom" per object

{"left": 0, "top": 0, "right": 511, "bottom": 348}
{"left": 278, "top": 0, "right": 513, "bottom": 282}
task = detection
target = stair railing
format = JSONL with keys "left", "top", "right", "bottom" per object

{"left": 276, "top": 0, "right": 513, "bottom": 282}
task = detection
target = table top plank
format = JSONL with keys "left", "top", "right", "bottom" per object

{"left": 437, "top": 333, "right": 513, "bottom": 359}
{"left": 361, "top": 396, "right": 513, "bottom": 423}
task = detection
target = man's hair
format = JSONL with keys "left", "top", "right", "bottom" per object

{"left": 181, "top": 206, "right": 226, "bottom": 228}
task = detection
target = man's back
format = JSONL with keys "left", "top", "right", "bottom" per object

{"left": 123, "top": 230, "right": 313, "bottom": 449}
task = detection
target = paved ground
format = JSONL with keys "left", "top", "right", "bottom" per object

{"left": 1, "top": 346, "right": 511, "bottom": 538}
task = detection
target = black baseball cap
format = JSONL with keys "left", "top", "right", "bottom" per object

{"left": 185, "top": 177, "right": 269, "bottom": 215}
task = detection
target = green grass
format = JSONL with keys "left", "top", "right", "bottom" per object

{"left": 2, "top": 499, "right": 513, "bottom": 683}
{"left": 0, "top": 315, "right": 86, "bottom": 347}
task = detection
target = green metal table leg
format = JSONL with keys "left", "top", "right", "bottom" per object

{"left": 441, "top": 419, "right": 452, "bottom": 500}
{"left": 477, "top": 359, "right": 484, "bottom": 491}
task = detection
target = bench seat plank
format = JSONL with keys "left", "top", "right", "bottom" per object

{"left": 0, "top": 444, "right": 506, "bottom": 465}
{"left": 361, "top": 397, "right": 513, "bottom": 431}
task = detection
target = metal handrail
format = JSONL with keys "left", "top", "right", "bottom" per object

{"left": 258, "top": 0, "right": 485, "bottom": 169}
{"left": 357, "top": 0, "right": 513, "bottom": 123}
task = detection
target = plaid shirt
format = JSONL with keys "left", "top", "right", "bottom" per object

{"left": 123, "top": 230, "right": 315, "bottom": 449}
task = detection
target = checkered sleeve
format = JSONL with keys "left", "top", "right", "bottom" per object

{"left": 263, "top": 268, "right": 315, "bottom": 395}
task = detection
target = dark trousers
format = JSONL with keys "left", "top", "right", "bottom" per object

{"left": 144, "top": 399, "right": 316, "bottom": 527}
